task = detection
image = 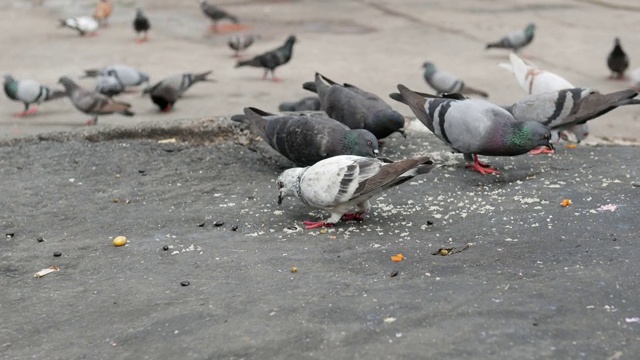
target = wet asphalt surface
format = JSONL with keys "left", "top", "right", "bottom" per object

{"left": 1, "top": 118, "right": 639, "bottom": 359}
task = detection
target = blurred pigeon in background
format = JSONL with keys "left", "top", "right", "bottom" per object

{"left": 235, "top": 35, "right": 296, "bottom": 81}
{"left": 142, "top": 71, "right": 215, "bottom": 112}
{"left": 3, "top": 75, "right": 66, "bottom": 116}
{"left": 422, "top": 61, "right": 489, "bottom": 97}
{"left": 486, "top": 23, "right": 536, "bottom": 52}
{"left": 83, "top": 64, "right": 150, "bottom": 89}
{"left": 133, "top": 8, "right": 151, "bottom": 43}
{"left": 58, "top": 76, "right": 134, "bottom": 125}
{"left": 231, "top": 107, "right": 379, "bottom": 166}
{"left": 276, "top": 155, "right": 435, "bottom": 229}
{"left": 390, "top": 84, "right": 551, "bottom": 175}
{"left": 278, "top": 96, "right": 321, "bottom": 112}
{"left": 93, "top": 0, "right": 113, "bottom": 27}
{"left": 59, "top": 16, "right": 99, "bottom": 36}
{"left": 228, "top": 34, "right": 260, "bottom": 57}
{"left": 94, "top": 75, "right": 124, "bottom": 97}
{"left": 607, "top": 37, "right": 629, "bottom": 80}
{"left": 199, "top": 0, "right": 238, "bottom": 33}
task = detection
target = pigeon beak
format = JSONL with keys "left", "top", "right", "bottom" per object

{"left": 373, "top": 149, "right": 379, "bottom": 156}
{"left": 547, "top": 142, "right": 555, "bottom": 151}
{"left": 277, "top": 192, "right": 283, "bottom": 205}
{"left": 398, "top": 129, "right": 407, "bottom": 139}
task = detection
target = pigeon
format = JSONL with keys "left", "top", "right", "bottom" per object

{"left": 498, "top": 52, "right": 587, "bottom": 153}
{"left": 198, "top": 0, "right": 238, "bottom": 32}
{"left": 231, "top": 107, "right": 379, "bottom": 166}
{"left": 93, "top": 0, "right": 113, "bottom": 27}
{"left": 486, "top": 23, "right": 536, "bottom": 52}
{"left": 607, "top": 37, "right": 629, "bottom": 80}
{"left": 302, "top": 73, "right": 406, "bottom": 141}
{"left": 3, "top": 75, "right": 66, "bottom": 117}
{"left": 133, "top": 8, "right": 151, "bottom": 43}
{"left": 278, "top": 96, "right": 321, "bottom": 112}
{"left": 94, "top": 75, "right": 124, "bottom": 97}
{"left": 228, "top": 34, "right": 260, "bottom": 57}
{"left": 389, "top": 85, "right": 551, "bottom": 175}
{"left": 83, "top": 64, "right": 150, "bottom": 89}
{"left": 276, "top": 155, "right": 435, "bottom": 229}
{"left": 142, "top": 71, "right": 215, "bottom": 112}
{"left": 235, "top": 35, "right": 296, "bottom": 81}
{"left": 629, "top": 67, "right": 640, "bottom": 90}
{"left": 422, "top": 61, "right": 489, "bottom": 97}
{"left": 59, "top": 16, "right": 99, "bottom": 36}
{"left": 58, "top": 76, "right": 134, "bottom": 125}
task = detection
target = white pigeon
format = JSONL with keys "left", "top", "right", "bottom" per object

{"left": 94, "top": 75, "right": 124, "bottom": 97}
{"left": 629, "top": 68, "right": 640, "bottom": 90}
{"left": 59, "top": 16, "right": 99, "bottom": 36}
{"left": 277, "top": 155, "right": 435, "bottom": 229}
{"left": 83, "top": 64, "right": 149, "bottom": 89}
{"left": 499, "top": 52, "right": 587, "bottom": 152}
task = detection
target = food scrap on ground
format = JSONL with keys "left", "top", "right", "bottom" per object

{"left": 113, "top": 236, "right": 127, "bottom": 247}
{"left": 432, "top": 244, "right": 471, "bottom": 256}
{"left": 598, "top": 204, "right": 618, "bottom": 212}
{"left": 561, "top": 199, "right": 572, "bottom": 207}
{"left": 34, "top": 265, "right": 60, "bottom": 278}
{"left": 390, "top": 253, "right": 404, "bottom": 262}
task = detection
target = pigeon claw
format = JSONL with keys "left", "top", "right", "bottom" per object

{"left": 340, "top": 213, "right": 365, "bottom": 222}
{"left": 529, "top": 146, "right": 555, "bottom": 155}
{"left": 303, "top": 221, "right": 334, "bottom": 230}
{"left": 466, "top": 163, "right": 501, "bottom": 175}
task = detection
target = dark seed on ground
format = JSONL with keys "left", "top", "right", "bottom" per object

{"left": 231, "top": 225, "right": 238, "bottom": 231}
{"left": 163, "top": 245, "right": 169, "bottom": 251}
{"left": 214, "top": 221, "right": 224, "bottom": 227}
{"left": 37, "top": 237, "right": 44, "bottom": 242}
{"left": 390, "top": 270, "right": 399, "bottom": 277}
{"left": 138, "top": 170, "right": 146, "bottom": 174}
{"left": 53, "top": 251, "right": 62, "bottom": 257}
{"left": 181, "top": 281, "right": 190, "bottom": 287}
{"left": 197, "top": 222, "right": 205, "bottom": 227}
{"left": 426, "top": 221, "right": 434, "bottom": 226}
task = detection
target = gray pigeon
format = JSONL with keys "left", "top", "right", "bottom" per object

{"left": 94, "top": 75, "right": 124, "bottom": 97}
{"left": 83, "top": 64, "right": 149, "bottom": 89}
{"left": 302, "top": 73, "right": 406, "bottom": 141}
{"left": 389, "top": 85, "right": 551, "bottom": 175}
{"left": 231, "top": 107, "right": 379, "bottom": 166}
{"left": 133, "top": 8, "right": 151, "bottom": 43}
{"left": 198, "top": 0, "right": 238, "bottom": 32}
{"left": 228, "top": 34, "right": 260, "bottom": 57}
{"left": 142, "top": 71, "right": 215, "bottom": 112}
{"left": 607, "top": 37, "right": 629, "bottom": 80}
{"left": 278, "top": 96, "right": 321, "bottom": 112}
{"left": 486, "top": 23, "right": 536, "bottom": 52}
{"left": 3, "top": 75, "right": 66, "bottom": 116}
{"left": 58, "top": 76, "right": 134, "bottom": 125}
{"left": 422, "top": 62, "right": 488, "bottom": 97}
{"left": 504, "top": 88, "right": 640, "bottom": 142}
{"left": 276, "top": 155, "right": 435, "bottom": 229}
{"left": 235, "top": 35, "right": 296, "bottom": 81}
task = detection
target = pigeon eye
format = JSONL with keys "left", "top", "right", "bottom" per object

{"left": 367, "top": 141, "right": 372, "bottom": 146}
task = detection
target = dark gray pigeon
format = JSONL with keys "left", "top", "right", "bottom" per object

{"left": 607, "top": 37, "right": 629, "bottom": 80}
{"left": 199, "top": 0, "right": 238, "bottom": 32}
{"left": 486, "top": 23, "right": 536, "bottom": 52}
{"left": 3, "top": 75, "right": 66, "bottom": 116}
{"left": 422, "top": 62, "right": 488, "bottom": 97}
{"left": 142, "top": 71, "right": 215, "bottom": 112}
{"left": 277, "top": 155, "right": 435, "bottom": 229}
{"left": 390, "top": 84, "right": 551, "bottom": 175}
{"left": 58, "top": 76, "right": 134, "bottom": 125}
{"left": 278, "top": 96, "right": 321, "bottom": 112}
{"left": 235, "top": 35, "right": 296, "bottom": 81}
{"left": 133, "top": 8, "right": 151, "bottom": 43}
{"left": 231, "top": 107, "right": 379, "bottom": 166}
{"left": 302, "top": 73, "right": 406, "bottom": 141}
{"left": 228, "top": 34, "right": 260, "bottom": 57}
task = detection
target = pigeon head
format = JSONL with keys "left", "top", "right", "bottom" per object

{"left": 3, "top": 74, "right": 15, "bottom": 84}
{"left": 343, "top": 129, "right": 379, "bottom": 158}
{"left": 369, "top": 109, "right": 406, "bottom": 139}
{"left": 506, "top": 121, "right": 552, "bottom": 153}
{"left": 525, "top": 23, "right": 536, "bottom": 36}
{"left": 422, "top": 62, "right": 437, "bottom": 76}
{"left": 139, "top": 72, "right": 150, "bottom": 84}
{"left": 285, "top": 35, "right": 297, "bottom": 45}
{"left": 151, "top": 95, "right": 172, "bottom": 111}
{"left": 276, "top": 167, "right": 306, "bottom": 205}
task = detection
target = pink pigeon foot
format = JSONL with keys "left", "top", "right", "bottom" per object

{"left": 303, "top": 221, "right": 334, "bottom": 230}
{"left": 529, "top": 146, "right": 555, "bottom": 155}
{"left": 465, "top": 154, "right": 500, "bottom": 175}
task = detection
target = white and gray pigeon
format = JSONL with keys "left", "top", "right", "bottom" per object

{"left": 228, "top": 34, "right": 260, "bottom": 57}
{"left": 94, "top": 75, "right": 124, "bottom": 97}
{"left": 607, "top": 37, "right": 629, "bottom": 80}
{"left": 59, "top": 16, "right": 99, "bottom": 36}
{"left": 486, "top": 23, "right": 536, "bottom": 52}
{"left": 235, "top": 35, "right": 296, "bottom": 81}
{"left": 389, "top": 84, "right": 551, "bottom": 175}
{"left": 302, "top": 73, "right": 406, "bottom": 141}
{"left": 499, "top": 52, "right": 588, "bottom": 153}
{"left": 422, "top": 62, "right": 488, "bottom": 97}
{"left": 58, "top": 76, "right": 134, "bottom": 125}
{"left": 278, "top": 96, "right": 321, "bottom": 112}
{"left": 83, "top": 64, "right": 149, "bottom": 90}
{"left": 231, "top": 107, "right": 379, "bottom": 166}
{"left": 277, "top": 155, "right": 435, "bottom": 229}
{"left": 199, "top": 0, "right": 238, "bottom": 32}
{"left": 3, "top": 75, "right": 66, "bottom": 116}
{"left": 142, "top": 71, "right": 215, "bottom": 112}
{"left": 505, "top": 88, "right": 640, "bottom": 140}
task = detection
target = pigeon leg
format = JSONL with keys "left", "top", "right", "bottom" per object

{"left": 25, "top": 105, "right": 39, "bottom": 115}
{"left": 529, "top": 146, "right": 554, "bottom": 155}
{"left": 303, "top": 221, "right": 334, "bottom": 229}
{"left": 15, "top": 104, "right": 31, "bottom": 117}
{"left": 465, "top": 154, "right": 501, "bottom": 175}
{"left": 162, "top": 104, "right": 173, "bottom": 113}
{"left": 271, "top": 70, "right": 282, "bottom": 82}
{"left": 262, "top": 69, "right": 269, "bottom": 81}
{"left": 209, "top": 22, "right": 219, "bottom": 33}
{"left": 86, "top": 116, "right": 98, "bottom": 126}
